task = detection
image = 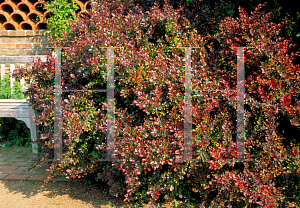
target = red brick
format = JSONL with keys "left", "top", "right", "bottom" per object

{"left": 0, "top": 162, "right": 10, "bottom": 166}
{"left": 2, "top": 49, "right": 19, "bottom": 55}
{"left": 16, "top": 44, "right": 32, "bottom": 49}
{"left": 8, "top": 158, "right": 29, "bottom": 162}
{"left": 2, "top": 37, "right": 18, "bottom": 43}
{"left": 0, "top": 44, "right": 6, "bottom": 49}
{"left": 27, "top": 175, "right": 47, "bottom": 181}
{"left": 0, "top": 173, "right": 8, "bottom": 179}
{"left": 35, "top": 30, "right": 46, "bottom": 36}
{"left": 28, "top": 37, "right": 44, "bottom": 42}
{"left": 7, "top": 44, "right": 15, "bottom": 49}
{"left": 16, "top": 167, "right": 29, "bottom": 171}
{"left": 20, "top": 50, "right": 30, "bottom": 55}
{"left": 1, "top": 31, "right": 9, "bottom": 36}
{"left": 0, "top": 166, "right": 19, "bottom": 170}
{"left": 26, "top": 31, "right": 34, "bottom": 36}
{"left": 10, "top": 162, "right": 33, "bottom": 167}
{"left": 25, "top": 159, "right": 37, "bottom": 163}
{"left": 18, "top": 31, "right": 26, "bottom": 36}
{"left": 4, "top": 174, "right": 30, "bottom": 181}
{"left": 9, "top": 31, "right": 17, "bottom": 36}
{"left": 19, "top": 37, "right": 28, "bottom": 42}
{"left": 0, "top": 169, "right": 23, "bottom": 174}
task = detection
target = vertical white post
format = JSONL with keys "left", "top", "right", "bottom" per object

{"left": 183, "top": 47, "right": 192, "bottom": 162}
{"left": 29, "top": 104, "right": 38, "bottom": 154}
{"left": 10, "top": 63, "right": 15, "bottom": 97}
{"left": 20, "top": 63, "right": 25, "bottom": 86}
{"left": 1, "top": 64, "right": 5, "bottom": 85}
{"left": 106, "top": 47, "right": 117, "bottom": 161}
{"left": 236, "top": 47, "right": 245, "bottom": 161}
{"left": 29, "top": 65, "right": 33, "bottom": 84}
{"left": 54, "top": 48, "right": 62, "bottom": 162}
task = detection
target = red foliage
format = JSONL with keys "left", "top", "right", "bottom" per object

{"left": 13, "top": 1, "right": 300, "bottom": 207}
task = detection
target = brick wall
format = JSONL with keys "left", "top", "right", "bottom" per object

{"left": 1, "top": 0, "right": 93, "bottom": 81}
{"left": 0, "top": 30, "right": 48, "bottom": 56}
{"left": 1, "top": 0, "right": 94, "bottom": 57}
{"left": 0, "top": 30, "right": 48, "bottom": 77}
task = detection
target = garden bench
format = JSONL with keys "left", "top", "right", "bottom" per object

{"left": 0, "top": 55, "right": 47, "bottom": 154}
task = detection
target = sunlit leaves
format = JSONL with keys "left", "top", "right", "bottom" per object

{"left": 11, "top": 1, "right": 300, "bottom": 207}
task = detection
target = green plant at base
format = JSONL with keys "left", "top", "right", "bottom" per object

{"left": 5, "top": 140, "right": 12, "bottom": 147}
{"left": 0, "top": 74, "right": 11, "bottom": 99}
{"left": 186, "top": 0, "right": 193, "bottom": 7}
{"left": 13, "top": 80, "right": 25, "bottom": 99}
{"left": 27, "top": 142, "right": 33, "bottom": 152}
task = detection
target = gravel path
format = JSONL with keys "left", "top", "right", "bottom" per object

{"left": 0, "top": 180, "right": 134, "bottom": 208}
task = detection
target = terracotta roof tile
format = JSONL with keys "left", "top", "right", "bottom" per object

{"left": 0, "top": 0, "right": 91, "bottom": 30}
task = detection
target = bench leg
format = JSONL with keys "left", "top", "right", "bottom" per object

{"left": 15, "top": 116, "right": 38, "bottom": 154}
{"left": 28, "top": 105, "right": 38, "bottom": 154}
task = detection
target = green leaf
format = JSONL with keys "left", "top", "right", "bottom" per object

{"left": 91, "top": 151, "right": 99, "bottom": 158}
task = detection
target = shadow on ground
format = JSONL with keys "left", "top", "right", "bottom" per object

{"left": 0, "top": 145, "right": 136, "bottom": 207}
{"left": 0, "top": 179, "right": 137, "bottom": 208}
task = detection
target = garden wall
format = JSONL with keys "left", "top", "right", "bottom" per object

{"left": 0, "top": 0, "right": 92, "bottom": 78}
{"left": 0, "top": 30, "right": 48, "bottom": 76}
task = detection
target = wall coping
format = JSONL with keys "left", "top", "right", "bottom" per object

{"left": 0, "top": 30, "right": 50, "bottom": 37}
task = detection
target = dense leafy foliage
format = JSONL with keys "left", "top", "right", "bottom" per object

{"left": 39, "top": 0, "right": 79, "bottom": 42}
{"left": 13, "top": 1, "right": 300, "bottom": 207}
{"left": 224, "top": 0, "right": 300, "bottom": 66}
{"left": 116, "top": 0, "right": 300, "bottom": 66}
{"left": 0, "top": 75, "right": 11, "bottom": 99}
{"left": 0, "top": 117, "right": 31, "bottom": 147}
{"left": 0, "top": 74, "right": 25, "bottom": 99}
{"left": 13, "top": 80, "right": 25, "bottom": 99}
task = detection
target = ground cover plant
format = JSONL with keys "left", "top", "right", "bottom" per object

{"left": 13, "top": 1, "right": 300, "bottom": 207}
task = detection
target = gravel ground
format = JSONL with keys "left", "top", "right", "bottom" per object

{"left": 0, "top": 179, "right": 190, "bottom": 208}
{"left": 0, "top": 180, "right": 135, "bottom": 208}
{"left": 1, "top": 146, "right": 296, "bottom": 207}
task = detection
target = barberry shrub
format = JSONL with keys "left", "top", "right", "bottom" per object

{"left": 13, "top": 1, "right": 300, "bottom": 207}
